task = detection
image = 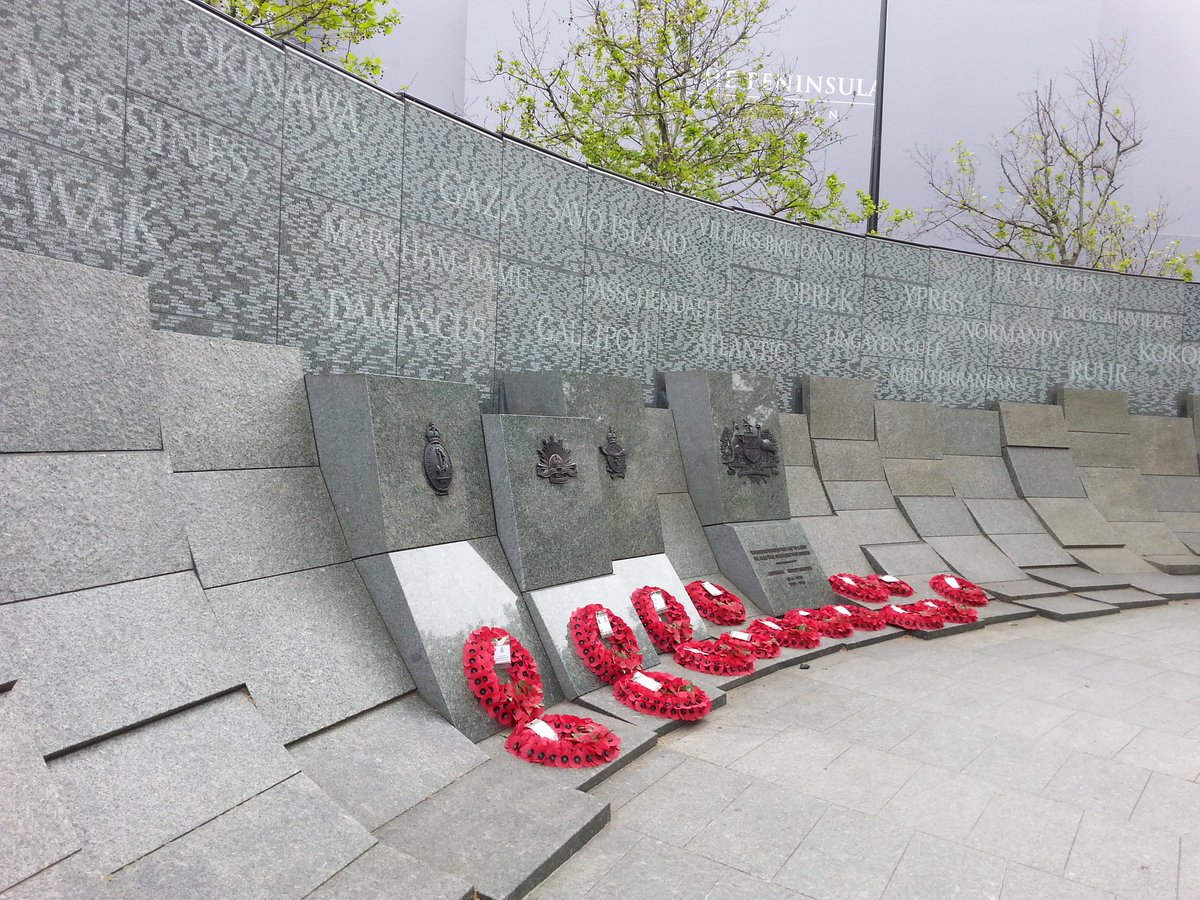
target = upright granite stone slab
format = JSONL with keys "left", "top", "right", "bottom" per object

{"left": 644, "top": 408, "right": 688, "bottom": 493}
{"left": 656, "top": 493, "right": 720, "bottom": 579}
{"left": 998, "top": 402, "right": 1071, "bottom": 448}
{"left": 940, "top": 408, "right": 1002, "bottom": 456}
{"left": 1003, "top": 448, "right": 1086, "bottom": 498}
{"left": 482, "top": 414, "right": 613, "bottom": 590}
{"left": 355, "top": 537, "right": 562, "bottom": 742}
{"left": 964, "top": 499, "right": 1048, "bottom": 535}
{"left": 944, "top": 456, "right": 1019, "bottom": 499}
{"left": 862, "top": 542, "right": 950, "bottom": 578}
{"left": 307, "top": 374, "right": 496, "bottom": 558}
{"left": 874, "top": 400, "right": 944, "bottom": 459}
{"left": 1132, "top": 415, "right": 1200, "bottom": 476}
{"left": 883, "top": 458, "right": 955, "bottom": 497}
{"left": 896, "top": 497, "right": 981, "bottom": 537}
{"left": 802, "top": 375, "right": 876, "bottom": 440}
{"left": 788, "top": 466, "right": 833, "bottom": 516}
{"left": 811, "top": 439, "right": 886, "bottom": 481}
{"left": 1027, "top": 499, "right": 1124, "bottom": 547}
{"left": 702, "top": 519, "right": 829, "bottom": 613}
{"left": 925, "top": 536, "right": 1025, "bottom": 583}
{"left": 610, "top": 553, "right": 709, "bottom": 639}
{"left": 1078, "top": 468, "right": 1161, "bottom": 522}
{"left": 824, "top": 481, "right": 897, "bottom": 511}
{"left": 989, "top": 533, "right": 1075, "bottom": 568}
{"left": 1143, "top": 475, "right": 1200, "bottom": 512}
{"left": 501, "top": 372, "right": 663, "bottom": 560}
{"left": 779, "top": 412, "right": 816, "bottom": 466}
{"left": 796, "top": 515, "right": 874, "bottom": 574}
{"left": 1057, "top": 387, "right": 1131, "bottom": 433}
{"left": 662, "top": 371, "right": 790, "bottom": 526}
{"left": 1066, "top": 431, "right": 1140, "bottom": 469}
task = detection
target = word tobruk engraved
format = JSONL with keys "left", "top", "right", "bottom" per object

{"left": 598, "top": 426, "right": 627, "bottom": 479}
{"left": 720, "top": 419, "right": 779, "bottom": 483}
{"left": 537, "top": 436, "right": 578, "bottom": 485}
{"left": 422, "top": 422, "right": 454, "bottom": 495}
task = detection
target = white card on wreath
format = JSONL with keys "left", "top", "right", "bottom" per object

{"left": 596, "top": 610, "right": 613, "bottom": 637}
{"left": 924, "top": 601, "right": 939, "bottom": 609}
{"left": 494, "top": 637, "right": 512, "bottom": 667}
{"left": 527, "top": 718, "right": 557, "bottom": 740}
{"left": 760, "top": 620, "right": 782, "bottom": 631}
{"left": 683, "top": 646, "right": 708, "bottom": 655}
{"left": 881, "top": 575, "right": 899, "bottom": 583}
{"left": 839, "top": 575, "right": 856, "bottom": 585}
{"left": 834, "top": 604, "right": 851, "bottom": 615}
{"left": 631, "top": 671, "right": 663, "bottom": 691}
{"left": 728, "top": 630, "right": 752, "bottom": 641}
{"left": 702, "top": 581, "right": 722, "bottom": 596}
{"left": 945, "top": 576, "right": 960, "bottom": 589}
{"left": 890, "top": 605, "right": 905, "bottom": 613}
{"left": 651, "top": 591, "right": 667, "bottom": 611}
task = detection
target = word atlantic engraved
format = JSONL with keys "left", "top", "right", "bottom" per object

{"left": 598, "top": 427, "right": 627, "bottom": 479}
{"left": 422, "top": 423, "right": 453, "bottom": 495}
{"left": 537, "top": 436, "right": 578, "bottom": 485}
{"left": 720, "top": 419, "right": 779, "bottom": 484}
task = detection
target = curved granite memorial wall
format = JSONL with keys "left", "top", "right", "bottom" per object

{"left": 4, "top": 0, "right": 1200, "bottom": 414}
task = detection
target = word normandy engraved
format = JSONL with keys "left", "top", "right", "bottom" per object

{"left": 720, "top": 419, "right": 779, "bottom": 484}
{"left": 422, "top": 423, "right": 453, "bottom": 495}
{"left": 598, "top": 427, "right": 627, "bottom": 479}
{"left": 537, "top": 436, "right": 578, "bottom": 485}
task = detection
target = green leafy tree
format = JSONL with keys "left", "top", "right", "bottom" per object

{"left": 488, "top": 0, "right": 909, "bottom": 231}
{"left": 207, "top": 0, "right": 401, "bottom": 81}
{"left": 915, "top": 36, "right": 1198, "bottom": 279}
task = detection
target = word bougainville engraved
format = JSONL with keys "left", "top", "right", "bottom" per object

{"left": 720, "top": 419, "right": 779, "bottom": 484}
{"left": 537, "top": 436, "right": 578, "bottom": 485}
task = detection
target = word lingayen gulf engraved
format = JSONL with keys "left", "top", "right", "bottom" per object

{"left": 821, "top": 325, "right": 907, "bottom": 358}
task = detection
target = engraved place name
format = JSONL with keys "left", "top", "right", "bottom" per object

{"left": 774, "top": 277, "right": 858, "bottom": 314}
{"left": 398, "top": 303, "right": 488, "bottom": 346}
{"left": 589, "top": 276, "right": 721, "bottom": 322}
{"left": 696, "top": 332, "right": 792, "bottom": 367}
{"left": 887, "top": 363, "right": 1022, "bottom": 395}
{"left": 1067, "top": 359, "right": 1129, "bottom": 388}
{"left": 822, "top": 324, "right": 907, "bottom": 357}
{"left": 127, "top": 105, "right": 251, "bottom": 182}
{"left": 534, "top": 316, "right": 653, "bottom": 355}
{"left": 326, "top": 288, "right": 395, "bottom": 329}
{"left": 949, "top": 319, "right": 1064, "bottom": 349}
{"left": 179, "top": 22, "right": 282, "bottom": 101}
{"left": 322, "top": 212, "right": 399, "bottom": 259}
{"left": 437, "top": 173, "right": 519, "bottom": 223}
{"left": 1139, "top": 342, "right": 1200, "bottom": 367}
{"left": 1059, "top": 304, "right": 1180, "bottom": 333}
{"left": 749, "top": 544, "right": 814, "bottom": 589}
{"left": 693, "top": 218, "right": 858, "bottom": 274}
{"left": 16, "top": 55, "right": 123, "bottom": 138}
{"left": 287, "top": 81, "right": 362, "bottom": 137}
{"left": 995, "top": 264, "right": 1104, "bottom": 294}
{"left": 900, "top": 284, "right": 973, "bottom": 315}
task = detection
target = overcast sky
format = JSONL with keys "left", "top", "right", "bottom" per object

{"left": 354, "top": 0, "right": 1200, "bottom": 253}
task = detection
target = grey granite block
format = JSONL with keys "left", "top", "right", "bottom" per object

{"left": 206, "top": 564, "right": 412, "bottom": 744}
{"left": 998, "top": 402, "right": 1070, "bottom": 448}
{"left": 1, "top": 452, "right": 190, "bottom": 603}
{"left": 990, "top": 533, "right": 1076, "bottom": 568}
{"left": 1067, "top": 431, "right": 1140, "bottom": 469}
{"left": 812, "top": 439, "right": 886, "bottom": 481}
{"left": 944, "top": 456, "right": 1019, "bottom": 499}
{"left": 874, "top": 400, "right": 945, "bottom": 459}
{"left": 174, "top": 467, "right": 350, "bottom": 588}
{"left": 1180, "top": 534, "right": 1200, "bottom": 554}
{"left": 3, "top": 572, "right": 237, "bottom": 755}
{"left": 0, "top": 689, "right": 80, "bottom": 891}
{"left": 787, "top": 465, "right": 833, "bottom": 516}
{"left": 862, "top": 542, "right": 949, "bottom": 578}
{"left": 897, "top": 496, "right": 981, "bottom": 537}
{"left": 355, "top": 538, "right": 562, "bottom": 743}
{"left": 971, "top": 599, "right": 1038, "bottom": 624}
{"left": 940, "top": 408, "right": 1002, "bottom": 457}
{"left": 483, "top": 414, "right": 613, "bottom": 589}
{"left": 1057, "top": 387, "right": 1131, "bottom": 433}
{"left": 1010, "top": 594, "right": 1120, "bottom": 621}
{"left": 1143, "top": 475, "right": 1200, "bottom": 512}
{"left": 1132, "top": 415, "right": 1200, "bottom": 476}
{"left": 610, "top": 553, "right": 709, "bottom": 640}
{"left": 375, "top": 758, "right": 609, "bottom": 900}
{"left": 1026, "top": 567, "right": 1131, "bottom": 590}
{"left": 288, "top": 694, "right": 487, "bottom": 832}
{"left": 501, "top": 372, "right": 663, "bottom": 560}
{"left": 1073, "top": 588, "right": 1167, "bottom": 608}
{"left": 1147, "top": 555, "right": 1200, "bottom": 574}
{"left": 49, "top": 691, "right": 298, "bottom": 874}
{"left": 779, "top": 413, "right": 815, "bottom": 466}
{"left": 0, "top": 248, "right": 160, "bottom": 452}
{"left": 644, "top": 408, "right": 689, "bottom": 493}
{"left": 307, "top": 374, "right": 497, "bottom": 557}
{"left": 1127, "top": 573, "right": 1200, "bottom": 599}
{"left": 1069, "top": 547, "right": 1157, "bottom": 575}
{"left": 979, "top": 579, "right": 1068, "bottom": 601}
{"left": 1026, "top": 498, "right": 1124, "bottom": 547}
{"left": 155, "top": 332, "right": 317, "bottom": 471}
{"left": 883, "top": 458, "right": 955, "bottom": 496}
{"left": 662, "top": 371, "right": 791, "bottom": 526}
{"left": 1113, "top": 522, "right": 1193, "bottom": 556}
{"left": 1078, "top": 468, "right": 1162, "bottom": 521}
{"left": 113, "top": 774, "right": 373, "bottom": 899}
{"left": 836, "top": 509, "right": 920, "bottom": 545}
{"left": 310, "top": 844, "right": 473, "bottom": 900}
{"left": 703, "top": 519, "right": 831, "bottom": 613}
{"left": 824, "top": 481, "right": 897, "bottom": 511}
{"left": 1162, "top": 512, "right": 1200, "bottom": 532}
{"left": 925, "top": 535, "right": 1026, "bottom": 583}
{"left": 1003, "top": 448, "right": 1086, "bottom": 498}
{"left": 802, "top": 375, "right": 876, "bottom": 440}
{"left": 963, "top": 499, "right": 1048, "bottom": 535}
{"left": 525, "top": 572, "right": 661, "bottom": 700}
{"left": 0, "top": 853, "right": 116, "bottom": 899}
{"left": 656, "top": 493, "right": 720, "bottom": 580}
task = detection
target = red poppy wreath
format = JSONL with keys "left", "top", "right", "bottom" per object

{"left": 505, "top": 713, "right": 621, "bottom": 768}
{"left": 929, "top": 574, "right": 988, "bottom": 606}
{"left": 613, "top": 670, "right": 712, "bottom": 721}
{"left": 569, "top": 603, "right": 644, "bottom": 684}
{"left": 631, "top": 585, "right": 694, "bottom": 652}
{"left": 818, "top": 603, "right": 887, "bottom": 632}
{"left": 684, "top": 580, "right": 747, "bottom": 625}
{"left": 748, "top": 616, "right": 822, "bottom": 649}
{"left": 865, "top": 573, "right": 914, "bottom": 598}
{"left": 722, "top": 627, "right": 782, "bottom": 659}
{"left": 925, "top": 597, "right": 979, "bottom": 624}
{"left": 793, "top": 606, "right": 855, "bottom": 638}
{"left": 673, "top": 635, "right": 756, "bottom": 676}
{"left": 828, "top": 573, "right": 890, "bottom": 604}
{"left": 879, "top": 601, "right": 946, "bottom": 631}
{"left": 462, "top": 626, "right": 544, "bottom": 727}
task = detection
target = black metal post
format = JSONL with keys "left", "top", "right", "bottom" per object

{"left": 866, "top": 0, "right": 888, "bottom": 234}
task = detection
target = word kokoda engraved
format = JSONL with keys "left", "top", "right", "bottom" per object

{"left": 422, "top": 423, "right": 454, "bottom": 495}
{"left": 720, "top": 419, "right": 779, "bottom": 484}
{"left": 537, "top": 436, "right": 578, "bottom": 485}
{"left": 598, "top": 427, "right": 627, "bottom": 479}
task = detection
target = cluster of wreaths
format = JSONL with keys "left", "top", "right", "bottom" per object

{"left": 879, "top": 602, "right": 947, "bottom": 631}
{"left": 631, "top": 585, "right": 694, "bottom": 652}
{"left": 748, "top": 616, "right": 822, "bottom": 649}
{"left": 828, "top": 573, "right": 890, "bottom": 604}
{"left": 817, "top": 603, "right": 887, "bottom": 632}
{"left": 674, "top": 635, "right": 756, "bottom": 676}
{"left": 723, "top": 628, "right": 781, "bottom": 659}
{"left": 684, "top": 580, "right": 747, "bottom": 625}
{"left": 865, "top": 574, "right": 914, "bottom": 598}
{"left": 924, "top": 597, "right": 979, "bottom": 624}
{"left": 929, "top": 574, "right": 989, "bottom": 606}
{"left": 792, "top": 606, "right": 854, "bottom": 638}
{"left": 505, "top": 714, "right": 622, "bottom": 768}
{"left": 569, "top": 603, "right": 643, "bottom": 683}
{"left": 613, "top": 671, "right": 712, "bottom": 721}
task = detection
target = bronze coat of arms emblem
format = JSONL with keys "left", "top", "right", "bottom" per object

{"left": 422, "top": 422, "right": 454, "bottom": 495}
{"left": 720, "top": 419, "right": 779, "bottom": 484}
{"left": 598, "top": 427, "right": 627, "bottom": 479}
{"left": 537, "top": 436, "right": 578, "bottom": 484}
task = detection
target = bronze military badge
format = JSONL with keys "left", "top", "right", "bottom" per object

{"left": 598, "top": 426, "right": 627, "bottom": 479}
{"left": 537, "top": 436, "right": 578, "bottom": 484}
{"left": 720, "top": 419, "right": 779, "bottom": 484}
{"left": 422, "top": 422, "right": 453, "bottom": 495}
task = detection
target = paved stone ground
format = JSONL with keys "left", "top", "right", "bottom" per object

{"left": 532, "top": 601, "right": 1200, "bottom": 900}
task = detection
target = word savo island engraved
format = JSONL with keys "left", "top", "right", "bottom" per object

{"left": 720, "top": 419, "right": 779, "bottom": 484}
{"left": 422, "top": 423, "right": 453, "bottom": 495}
{"left": 537, "top": 436, "right": 578, "bottom": 485}
{"left": 598, "top": 427, "right": 627, "bottom": 479}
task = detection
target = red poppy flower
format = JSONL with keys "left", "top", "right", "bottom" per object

{"left": 865, "top": 574, "right": 914, "bottom": 597}
{"left": 748, "top": 616, "right": 822, "bottom": 649}
{"left": 828, "top": 573, "right": 890, "bottom": 604}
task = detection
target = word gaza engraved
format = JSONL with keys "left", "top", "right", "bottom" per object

{"left": 598, "top": 427, "right": 628, "bottom": 479}
{"left": 422, "top": 423, "right": 453, "bottom": 495}
{"left": 720, "top": 419, "right": 779, "bottom": 484}
{"left": 537, "top": 436, "right": 578, "bottom": 485}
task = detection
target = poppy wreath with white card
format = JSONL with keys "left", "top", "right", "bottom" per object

{"left": 925, "top": 597, "right": 979, "bottom": 624}
{"left": 818, "top": 603, "right": 887, "bottom": 632}
{"left": 879, "top": 601, "right": 947, "bottom": 631}
{"left": 684, "top": 580, "right": 747, "bottom": 625}
{"left": 794, "top": 606, "right": 854, "bottom": 638}
{"left": 723, "top": 627, "right": 782, "bottom": 659}
{"left": 462, "top": 626, "right": 544, "bottom": 727}
{"left": 929, "top": 574, "right": 988, "bottom": 606}
{"left": 504, "top": 713, "right": 621, "bottom": 768}
{"left": 865, "top": 574, "right": 914, "bottom": 598}
{"left": 673, "top": 635, "right": 756, "bottom": 676}
{"left": 748, "top": 616, "right": 822, "bottom": 649}
{"left": 827, "top": 573, "right": 890, "bottom": 604}
{"left": 568, "top": 603, "right": 644, "bottom": 684}
{"left": 613, "top": 670, "right": 712, "bottom": 721}
{"left": 630, "top": 585, "right": 694, "bottom": 652}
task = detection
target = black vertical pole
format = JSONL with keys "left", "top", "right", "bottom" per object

{"left": 866, "top": 0, "right": 888, "bottom": 235}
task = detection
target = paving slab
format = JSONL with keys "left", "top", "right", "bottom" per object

{"left": 990, "top": 533, "right": 1076, "bottom": 568}
{"left": 1057, "top": 386, "right": 1131, "bottom": 433}
{"left": 863, "top": 542, "right": 949, "bottom": 578}
{"left": 802, "top": 375, "right": 876, "bottom": 440}
{"left": 897, "top": 496, "right": 981, "bottom": 537}
{"left": 1026, "top": 567, "right": 1132, "bottom": 590}
{"left": 979, "top": 579, "right": 1069, "bottom": 601}
{"left": 999, "top": 402, "right": 1071, "bottom": 448}
{"left": 964, "top": 499, "right": 1048, "bottom": 535}
{"left": 0, "top": 853, "right": 115, "bottom": 899}
{"left": 926, "top": 536, "right": 1026, "bottom": 583}
{"left": 777, "top": 412, "right": 815, "bottom": 467}
{"left": 309, "top": 844, "right": 474, "bottom": 900}
{"left": 1003, "top": 448, "right": 1086, "bottom": 499}
{"left": 940, "top": 408, "right": 1002, "bottom": 456}
{"left": 883, "top": 458, "right": 954, "bottom": 496}
{"left": 786, "top": 465, "right": 832, "bottom": 516}
{"left": 703, "top": 519, "right": 830, "bottom": 614}
{"left": 944, "top": 455, "right": 1019, "bottom": 499}
{"left": 812, "top": 439, "right": 887, "bottom": 481}
{"left": 874, "top": 400, "right": 944, "bottom": 459}
{"left": 1026, "top": 498, "right": 1124, "bottom": 547}
{"left": 1143, "top": 474, "right": 1200, "bottom": 512}
{"left": 1067, "top": 431, "right": 1140, "bottom": 469}
{"left": 1127, "top": 573, "right": 1200, "bottom": 599}
{"left": 1074, "top": 588, "right": 1168, "bottom": 609}
{"left": 824, "top": 480, "right": 897, "bottom": 510}
{"left": 1132, "top": 414, "right": 1200, "bottom": 476}
{"left": 1010, "top": 594, "right": 1120, "bottom": 620}
{"left": 1078, "top": 468, "right": 1162, "bottom": 522}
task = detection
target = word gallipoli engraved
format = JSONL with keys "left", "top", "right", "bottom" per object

{"left": 720, "top": 419, "right": 779, "bottom": 484}
{"left": 422, "top": 423, "right": 453, "bottom": 495}
{"left": 598, "top": 427, "right": 627, "bottom": 479}
{"left": 537, "top": 436, "right": 578, "bottom": 485}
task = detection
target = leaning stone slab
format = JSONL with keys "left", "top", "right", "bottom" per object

{"left": 1078, "top": 468, "right": 1162, "bottom": 522}
{"left": 812, "top": 439, "right": 886, "bottom": 481}
{"left": 944, "top": 456, "right": 1019, "bottom": 500}
{"left": 483, "top": 414, "right": 614, "bottom": 590}
{"left": 925, "top": 536, "right": 1025, "bottom": 583}
{"left": 1114, "top": 521, "right": 1192, "bottom": 556}
{"left": 1026, "top": 498, "right": 1123, "bottom": 547}
{"left": 1026, "top": 567, "right": 1131, "bottom": 590}
{"left": 964, "top": 499, "right": 1048, "bottom": 535}
{"left": 897, "top": 496, "right": 981, "bottom": 537}
{"left": 779, "top": 412, "right": 815, "bottom": 466}
{"left": 1069, "top": 547, "right": 1156, "bottom": 575}
{"left": 989, "top": 533, "right": 1076, "bottom": 568}
{"left": 644, "top": 408, "right": 689, "bottom": 492}
{"left": 1067, "top": 432, "right": 1140, "bottom": 469}
{"left": 998, "top": 402, "right": 1070, "bottom": 448}
{"left": 1009, "top": 594, "right": 1120, "bottom": 621}
{"left": 656, "top": 493, "right": 720, "bottom": 580}
{"left": 874, "top": 400, "right": 944, "bottom": 459}
{"left": 610, "top": 553, "right": 709, "bottom": 639}
{"left": 883, "top": 458, "right": 954, "bottom": 497}
{"left": 862, "top": 542, "right": 949, "bottom": 578}
{"left": 1162, "top": 512, "right": 1200, "bottom": 532}
{"left": 702, "top": 519, "right": 831, "bottom": 613}
{"left": 1143, "top": 475, "right": 1200, "bottom": 512}
{"left": 1003, "top": 448, "right": 1086, "bottom": 499}
{"left": 1127, "top": 573, "right": 1200, "bottom": 599}
{"left": 1132, "top": 415, "right": 1200, "bottom": 476}
{"left": 980, "top": 580, "right": 1068, "bottom": 601}
{"left": 787, "top": 465, "right": 833, "bottom": 516}
{"left": 940, "top": 408, "right": 1001, "bottom": 456}
{"left": 802, "top": 375, "right": 876, "bottom": 440}
{"left": 1072, "top": 588, "right": 1167, "bottom": 609}
{"left": 1146, "top": 555, "right": 1200, "bottom": 575}
{"left": 309, "top": 844, "right": 473, "bottom": 900}
{"left": 795, "top": 515, "right": 875, "bottom": 575}
{"left": 1057, "top": 387, "right": 1131, "bottom": 434}
{"left": 836, "top": 509, "right": 920, "bottom": 545}
{"left": 824, "top": 480, "right": 897, "bottom": 510}
{"left": 972, "top": 600, "right": 1038, "bottom": 624}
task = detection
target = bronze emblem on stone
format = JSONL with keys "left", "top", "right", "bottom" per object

{"left": 720, "top": 419, "right": 779, "bottom": 484}
{"left": 537, "top": 436, "right": 578, "bottom": 485}
{"left": 422, "top": 423, "right": 453, "bottom": 495}
{"left": 598, "top": 427, "right": 627, "bottom": 479}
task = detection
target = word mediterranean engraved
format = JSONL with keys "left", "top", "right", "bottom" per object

{"left": 537, "top": 436, "right": 577, "bottom": 485}
{"left": 598, "top": 427, "right": 627, "bottom": 479}
{"left": 422, "top": 423, "right": 453, "bottom": 495}
{"left": 720, "top": 420, "right": 779, "bottom": 484}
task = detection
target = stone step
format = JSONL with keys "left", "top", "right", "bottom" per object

{"left": 1146, "top": 555, "right": 1200, "bottom": 575}
{"left": 1025, "top": 566, "right": 1132, "bottom": 591}
{"left": 1010, "top": 593, "right": 1120, "bottom": 621}
{"left": 1074, "top": 587, "right": 1169, "bottom": 609}
{"left": 310, "top": 844, "right": 474, "bottom": 900}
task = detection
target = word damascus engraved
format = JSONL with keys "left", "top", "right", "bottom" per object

{"left": 537, "top": 436, "right": 578, "bottom": 485}
{"left": 720, "top": 419, "right": 779, "bottom": 483}
{"left": 598, "top": 427, "right": 627, "bottom": 479}
{"left": 423, "top": 422, "right": 454, "bottom": 495}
